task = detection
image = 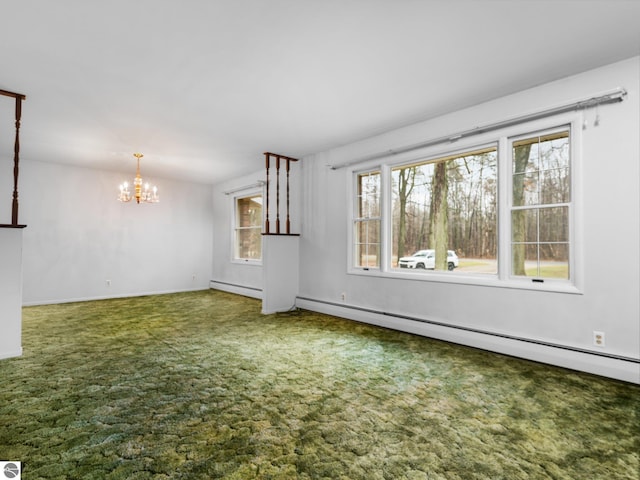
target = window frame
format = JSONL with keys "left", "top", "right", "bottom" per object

{"left": 388, "top": 142, "right": 499, "bottom": 275}
{"left": 231, "top": 189, "right": 264, "bottom": 265}
{"left": 351, "top": 170, "right": 382, "bottom": 270}
{"left": 507, "top": 125, "right": 573, "bottom": 284}
{"left": 347, "top": 113, "right": 583, "bottom": 294}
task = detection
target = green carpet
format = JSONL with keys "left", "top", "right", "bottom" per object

{"left": 0, "top": 290, "right": 638, "bottom": 479}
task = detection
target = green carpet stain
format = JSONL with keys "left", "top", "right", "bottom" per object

{"left": 0, "top": 290, "right": 638, "bottom": 479}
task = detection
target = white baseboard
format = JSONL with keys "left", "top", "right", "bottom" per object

{"left": 22, "top": 288, "right": 211, "bottom": 307}
{"left": 296, "top": 297, "right": 640, "bottom": 384}
{"left": 210, "top": 281, "right": 263, "bottom": 300}
{"left": 0, "top": 348, "right": 22, "bottom": 360}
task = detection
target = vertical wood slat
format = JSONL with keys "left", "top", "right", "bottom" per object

{"left": 0, "top": 89, "right": 26, "bottom": 227}
{"left": 12, "top": 97, "right": 22, "bottom": 225}
{"left": 264, "top": 153, "right": 270, "bottom": 234}
{"left": 286, "top": 159, "right": 291, "bottom": 234}
{"left": 263, "top": 152, "right": 298, "bottom": 235}
{"left": 276, "top": 156, "right": 281, "bottom": 234}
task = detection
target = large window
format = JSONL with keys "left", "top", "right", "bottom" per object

{"left": 391, "top": 146, "right": 497, "bottom": 274}
{"left": 350, "top": 120, "right": 577, "bottom": 290}
{"left": 354, "top": 171, "right": 381, "bottom": 268}
{"left": 234, "top": 194, "right": 262, "bottom": 261}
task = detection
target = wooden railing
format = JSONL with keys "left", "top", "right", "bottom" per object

{"left": 263, "top": 152, "right": 299, "bottom": 235}
{"left": 1, "top": 88, "right": 26, "bottom": 228}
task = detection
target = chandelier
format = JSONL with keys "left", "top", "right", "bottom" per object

{"left": 118, "top": 153, "right": 159, "bottom": 204}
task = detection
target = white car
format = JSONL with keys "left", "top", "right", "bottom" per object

{"left": 398, "top": 249, "right": 459, "bottom": 271}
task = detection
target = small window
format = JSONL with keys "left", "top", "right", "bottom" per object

{"left": 354, "top": 171, "right": 381, "bottom": 268}
{"left": 234, "top": 194, "right": 262, "bottom": 261}
{"left": 511, "top": 129, "right": 571, "bottom": 279}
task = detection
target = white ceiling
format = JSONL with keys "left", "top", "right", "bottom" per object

{"left": 1, "top": 0, "right": 639, "bottom": 184}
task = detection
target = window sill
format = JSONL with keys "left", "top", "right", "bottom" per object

{"left": 232, "top": 259, "right": 262, "bottom": 266}
{"left": 347, "top": 267, "right": 582, "bottom": 295}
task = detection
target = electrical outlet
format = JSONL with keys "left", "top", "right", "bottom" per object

{"left": 341, "top": 292, "right": 346, "bottom": 302}
{"left": 593, "top": 331, "right": 605, "bottom": 347}
{"left": 106, "top": 279, "right": 111, "bottom": 287}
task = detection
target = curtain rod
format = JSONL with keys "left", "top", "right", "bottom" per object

{"left": 223, "top": 180, "right": 266, "bottom": 196}
{"left": 328, "top": 87, "right": 627, "bottom": 170}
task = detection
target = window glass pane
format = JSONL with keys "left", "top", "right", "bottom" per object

{"left": 513, "top": 141, "right": 537, "bottom": 174}
{"left": 512, "top": 243, "right": 569, "bottom": 279}
{"left": 513, "top": 131, "right": 570, "bottom": 206}
{"left": 391, "top": 147, "right": 497, "bottom": 274}
{"left": 539, "top": 244, "right": 569, "bottom": 279}
{"left": 512, "top": 243, "right": 538, "bottom": 277}
{"left": 539, "top": 206, "right": 569, "bottom": 242}
{"left": 538, "top": 134, "right": 570, "bottom": 171}
{"left": 511, "top": 209, "right": 538, "bottom": 243}
{"left": 355, "top": 219, "right": 381, "bottom": 268}
{"left": 356, "top": 219, "right": 381, "bottom": 244}
{"left": 513, "top": 132, "right": 568, "bottom": 167}
{"left": 513, "top": 171, "right": 539, "bottom": 206}
{"left": 367, "top": 219, "right": 380, "bottom": 245}
{"left": 539, "top": 168, "right": 570, "bottom": 204}
{"left": 358, "top": 172, "right": 381, "bottom": 218}
{"left": 236, "top": 195, "right": 262, "bottom": 228}
{"left": 236, "top": 228, "right": 262, "bottom": 260}
{"left": 355, "top": 242, "right": 379, "bottom": 268}
{"left": 365, "top": 244, "right": 379, "bottom": 268}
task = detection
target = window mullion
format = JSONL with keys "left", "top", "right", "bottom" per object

{"left": 381, "top": 163, "right": 390, "bottom": 272}
{"left": 498, "top": 136, "right": 510, "bottom": 281}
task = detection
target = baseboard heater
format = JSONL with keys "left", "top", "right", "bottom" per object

{"left": 295, "top": 296, "right": 640, "bottom": 384}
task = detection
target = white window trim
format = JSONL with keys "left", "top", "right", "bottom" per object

{"left": 231, "top": 188, "right": 264, "bottom": 266}
{"left": 347, "top": 112, "right": 583, "bottom": 294}
{"left": 504, "top": 122, "right": 581, "bottom": 290}
{"left": 349, "top": 169, "right": 383, "bottom": 271}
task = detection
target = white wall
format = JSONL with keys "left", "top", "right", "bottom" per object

{"left": 296, "top": 57, "right": 639, "bottom": 382}
{"left": 211, "top": 171, "right": 265, "bottom": 297}
{"left": 17, "top": 160, "right": 213, "bottom": 305}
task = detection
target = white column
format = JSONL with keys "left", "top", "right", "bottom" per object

{"left": 262, "top": 235, "right": 299, "bottom": 314}
{"left": 0, "top": 228, "right": 23, "bottom": 359}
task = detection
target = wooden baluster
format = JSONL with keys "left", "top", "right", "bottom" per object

{"left": 262, "top": 152, "right": 298, "bottom": 236}
{"left": 286, "top": 159, "right": 291, "bottom": 234}
{"left": 275, "top": 156, "right": 281, "bottom": 234}
{"left": 264, "top": 153, "right": 270, "bottom": 233}
{"left": 11, "top": 96, "right": 23, "bottom": 226}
